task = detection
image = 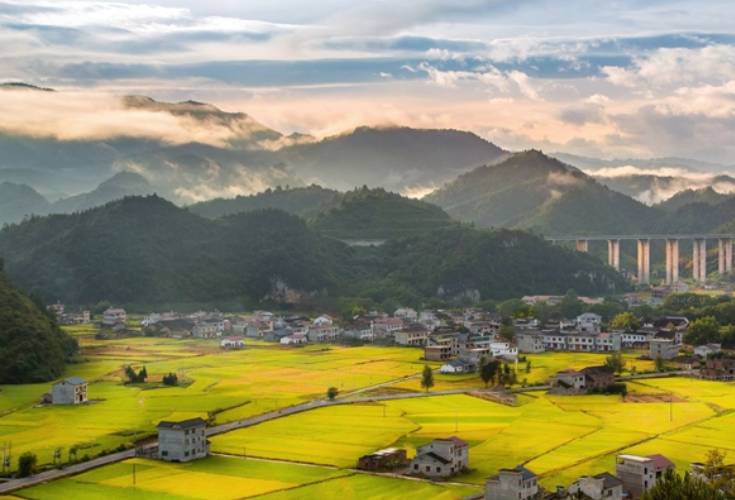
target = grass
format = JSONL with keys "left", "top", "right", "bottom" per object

{"left": 6, "top": 457, "right": 475, "bottom": 500}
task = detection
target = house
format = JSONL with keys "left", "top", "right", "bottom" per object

{"left": 695, "top": 344, "right": 722, "bottom": 358}
{"left": 568, "top": 472, "right": 623, "bottom": 500}
{"left": 102, "top": 308, "right": 126, "bottom": 326}
{"left": 394, "top": 324, "right": 430, "bottom": 346}
{"left": 700, "top": 358, "right": 735, "bottom": 381}
{"left": 411, "top": 436, "right": 469, "bottom": 478}
{"left": 440, "top": 360, "right": 477, "bottom": 374}
{"left": 394, "top": 307, "right": 418, "bottom": 319}
{"left": 581, "top": 366, "right": 615, "bottom": 391}
{"left": 220, "top": 336, "right": 244, "bottom": 349}
{"left": 649, "top": 338, "right": 680, "bottom": 360}
{"left": 485, "top": 466, "right": 540, "bottom": 500}
{"left": 280, "top": 334, "right": 308, "bottom": 345}
{"left": 490, "top": 342, "right": 518, "bottom": 360}
{"left": 425, "top": 345, "right": 453, "bottom": 361}
{"left": 516, "top": 332, "right": 546, "bottom": 353}
{"left": 344, "top": 326, "right": 375, "bottom": 342}
{"left": 158, "top": 417, "right": 209, "bottom": 462}
{"left": 647, "top": 454, "right": 675, "bottom": 480}
{"left": 357, "top": 448, "right": 408, "bottom": 471}
{"left": 61, "top": 309, "right": 90, "bottom": 325}
{"left": 146, "top": 318, "right": 194, "bottom": 338}
{"left": 308, "top": 325, "right": 341, "bottom": 343}
{"left": 313, "top": 314, "right": 333, "bottom": 326}
{"left": 264, "top": 329, "right": 294, "bottom": 342}
{"left": 373, "top": 317, "right": 404, "bottom": 337}
{"left": 192, "top": 322, "right": 220, "bottom": 339}
{"left": 47, "top": 303, "right": 64, "bottom": 316}
{"left": 615, "top": 454, "right": 658, "bottom": 498}
{"left": 576, "top": 313, "right": 602, "bottom": 333}
{"left": 549, "top": 369, "right": 586, "bottom": 395}
{"left": 51, "top": 377, "right": 88, "bottom": 405}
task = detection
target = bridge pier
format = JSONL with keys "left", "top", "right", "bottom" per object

{"left": 693, "top": 238, "right": 707, "bottom": 282}
{"left": 575, "top": 240, "right": 589, "bottom": 253}
{"left": 719, "top": 238, "right": 733, "bottom": 276}
{"left": 607, "top": 239, "right": 620, "bottom": 270}
{"left": 665, "top": 239, "right": 679, "bottom": 285}
{"left": 637, "top": 239, "right": 651, "bottom": 285}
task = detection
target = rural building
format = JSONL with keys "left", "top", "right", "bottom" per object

{"left": 51, "top": 377, "right": 88, "bottom": 405}
{"left": 576, "top": 313, "right": 602, "bottom": 333}
{"left": 649, "top": 338, "right": 680, "bottom": 360}
{"left": 516, "top": 332, "right": 545, "bottom": 353}
{"left": 158, "top": 417, "right": 209, "bottom": 462}
{"left": 146, "top": 318, "right": 195, "bottom": 338}
{"left": 701, "top": 358, "right": 735, "bottom": 381}
{"left": 102, "top": 308, "right": 126, "bottom": 326}
{"left": 440, "top": 360, "right": 477, "bottom": 374}
{"left": 308, "top": 324, "right": 342, "bottom": 343}
{"left": 615, "top": 454, "right": 657, "bottom": 498}
{"left": 357, "top": 448, "right": 408, "bottom": 471}
{"left": 485, "top": 466, "right": 539, "bottom": 500}
{"left": 192, "top": 321, "right": 220, "bottom": 339}
{"left": 411, "top": 436, "right": 469, "bottom": 478}
{"left": 581, "top": 366, "right": 615, "bottom": 391}
{"left": 220, "top": 336, "right": 244, "bottom": 349}
{"left": 280, "top": 333, "right": 308, "bottom": 345}
{"left": 549, "top": 369, "right": 586, "bottom": 395}
{"left": 490, "top": 342, "right": 518, "bottom": 360}
{"left": 395, "top": 324, "right": 430, "bottom": 346}
{"left": 425, "top": 345, "right": 452, "bottom": 361}
{"left": 569, "top": 472, "right": 623, "bottom": 500}
{"left": 648, "top": 454, "right": 675, "bottom": 479}
{"left": 695, "top": 344, "right": 722, "bottom": 358}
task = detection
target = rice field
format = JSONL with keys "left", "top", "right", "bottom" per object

{"left": 3, "top": 456, "right": 476, "bottom": 500}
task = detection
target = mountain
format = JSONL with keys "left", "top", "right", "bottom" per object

{"left": 654, "top": 198, "right": 735, "bottom": 234}
{"left": 190, "top": 185, "right": 339, "bottom": 219}
{"left": 551, "top": 152, "right": 730, "bottom": 173}
{"left": 0, "top": 182, "right": 50, "bottom": 226}
{"left": 0, "top": 262, "right": 75, "bottom": 383}
{"left": 51, "top": 171, "right": 156, "bottom": 213}
{"left": 0, "top": 195, "right": 628, "bottom": 307}
{"left": 277, "top": 126, "right": 507, "bottom": 193}
{"left": 309, "top": 188, "right": 455, "bottom": 239}
{"left": 655, "top": 187, "right": 735, "bottom": 212}
{"left": 424, "top": 150, "right": 654, "bottom": 235}
{"left": 0, "top": 82, "right": 55, "bottom": 92}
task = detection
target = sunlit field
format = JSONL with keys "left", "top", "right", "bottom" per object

{"left": 2, "top": 456, "right": 477, "bottom": 500}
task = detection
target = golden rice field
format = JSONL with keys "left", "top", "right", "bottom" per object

{"left": 2, "top": 456, "right": 477, "bottom": 500}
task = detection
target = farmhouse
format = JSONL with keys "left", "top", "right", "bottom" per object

{"left": 357, "top": 448, "right": 408, "bottom": 471}
{"left": 425, "top": 344, "right": 452, "bottom": 361}
{"left": 192, "top": 321, "right": 220, "bottom": 339}
{"left": 440, "top": 360, "right": 477, "bottom": 374}
{"left": 549, "top": 369, "right": 586, "bottom": 395}
{"left": 650, "top": 338, "right": 680, "bottom": 360}
{"left": 700, "top": 358, "right": 735, "bottom": 381}
{"left": 147, "top": 318, "right": 195, "bottom": 338}
{"left": 51, "top": 377, "right": 88, "bottom": 405}
{"left": 580, "top": 366, "right": 615, "bottom": 391}
{"left": 281, "top": 333, "right": 308, "bottom": 345}
{"left": 102, "top": 307, "right": 126, "bottom": 326}
{"left": 695, "top": 343, "right": 722, "bottom": 358}
{"left": 308, "top": 324, "right": 342, "bottom": 343}
{"left": 411, "top": 436, "right": 469, "bottom": 478}
{"left": 158, "top": 417, "right": 209, "bottom": 462}
{"left": 220, "top": 336, "right": 244, "bottom": 349}
{"left": 516, "top": 332, "right": 545, "bottom": 353}
{"left": 568, "top": 472, "right": 623, "bottom": 500}
{"left": 615, "top": 454, "right": 658, "bottom": 498}
{"left": 395, "top": 324, "right": 430, "bottom": 346}
{"left": 485, "top": 466, "right": 539, "bottom": 500}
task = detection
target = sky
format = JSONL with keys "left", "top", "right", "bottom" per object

{"left": 1, "top": 0, "right": 735, "bottom": 163}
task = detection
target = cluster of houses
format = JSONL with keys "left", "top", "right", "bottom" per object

{"left": 46, "top": 303, "right": 91, "bottom": 325}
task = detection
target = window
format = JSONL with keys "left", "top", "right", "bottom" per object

{"left": 162, "top": 451, "right": 169, "bottom": 456}
{"left": 185, "top": 451, "right": 190, "bottom": 457}
{"left": 426, "top": 466, "right": 430, "bottom": 472}
{"left": 436, "top": 467, "right": 441, "bottom": 473}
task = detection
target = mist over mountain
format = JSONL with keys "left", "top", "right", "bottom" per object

{"left": 0, "top": 182, "right": 50, "bottom": 226}
{"left": 656, "top": 187, "right": 735, "bottom": 212}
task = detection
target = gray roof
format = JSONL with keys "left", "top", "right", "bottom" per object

{"left": 158, "top": 417, "right": 208, "bottom": 430}
{"left": 514, "top": 466, "right": 537, "bottom": 481}
{"left": 54, "top": 376, "right": 87, "bottom": 386}
{"left": 594, "top": 472, "right": 623, "bottom": 489}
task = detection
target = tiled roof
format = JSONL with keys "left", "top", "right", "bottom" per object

{"left": 55, "top": 376, "right": 87, "bottom": 386}
{"left": 158, "top": 417, "right": 208, "bottom": 430}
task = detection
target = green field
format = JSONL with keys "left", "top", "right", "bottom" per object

{"left": 3, "top": 456, "right": 476, "bottom": 500}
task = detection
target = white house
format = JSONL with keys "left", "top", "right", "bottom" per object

{"left": 308, "top": 325, "right": 341, "bottom": 342}
{"left": 490, "top": 342, "right": 518, "bottom": 360}
{"left": 440, "top": 360, "right": 477, "bottom": 374}
{"left": 410, "top": 437, "right": 469, "bottom": 478}
{"left": 485, "top": 466, "right": 539, "bottom": 500}
{"left": 51, "top": 377, "right": 88, "bottom": 405}
{"left": 576, "top": 313, "right": 602, "bottom": 333}
{"left": 569, "top": 472, "right": 623, "bottom": 500}
{"left": 313, "top": 314, "right": 334, "bottom": 326}
{"left": 102, "top": 308, "right": 126, "bottom": 326}
{"left": 192, "top": 322, "right": 220, "bottom": 339}
{"left": 695, "top": 344, "right": 722, "bottom": 358}
{"left": 394, "top": 308, "right": 418, "bottom": 319}
{"left": 281, "top": 334, "right": 308, "bottom": 345}
{"left": 158, "top": 418, "right": 209, "bottom": 462}
{"left": 220, "top": 336, "right": 244, "bottom": 349}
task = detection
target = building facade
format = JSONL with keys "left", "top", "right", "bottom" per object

{"left": 51, "top": 377, "right": 88, "bottom": 405}
{"left": 158, "top": 417, "right": 210, "bottom": 462}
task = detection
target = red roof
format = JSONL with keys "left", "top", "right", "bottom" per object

{"left": 647, "top": 454, "right": 675, "bottom": 470}
{"left": 223, "top": 336, "right": 243, "bottom": 341}
{"left": 440, "top": 436, "right": 469, "bottom": 448}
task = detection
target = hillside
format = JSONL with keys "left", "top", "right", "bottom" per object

{"left": 0, "top": 262, "right": 75, "bottom": 383}
{"left": 190, "top": 185, "right": 338, "bottom": 219}
{"left": 52, "top": 171, "right": 156, "bottom": 213}
{"left": 375, "top": 226, "right": 629, "bottom": 302}
{"left": 0, "top": 195, "right": 628, "bottom": 306}
{"left": 424, "top": 150, "right": 653, "bottom": 234}
{"left": 656, "top": 187, "right": 735, "bottom": 212}
{"left": 0, "top": 182, "right": 50, "bottom": 225}
{"left": 309, "top": 188, "right": 455, "bottom": 239}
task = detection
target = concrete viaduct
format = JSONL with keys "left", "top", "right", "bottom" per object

{"left": 546, "top": 235, "right": 735, "bottom": 286}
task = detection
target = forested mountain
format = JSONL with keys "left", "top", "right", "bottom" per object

{"left": 656, "top": 187, "right": 735, "bottom": 212}
{"left": 424, "top": 150, "right": 653, "bottom": 234}
{"left": 52, "top": 172, "right": 156, "bottom": 213}
{"left": 0, "top": 262, "right": 76, "bottom": 383}
{"left": 0, "top": 195, "right": 627, "bottom": 307}
{"left": 0, "top": 182, "right": 50, "bottom": 225}
{"left": 309, "top": 187, "right": 455, "bottom": 239}
{"left": 190, "top": 185, "right": 339, "bottom": 219}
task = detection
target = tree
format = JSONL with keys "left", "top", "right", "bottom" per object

{"left": 685, "top": 316, "right": 721, "bottom": 346}
{"left": 525, "top": 361, "right": 532, "bottom": 373}
{"left": 480, "top": 360, "right": 499, "bottom": 388}
{"left": 420, "top": 365, "right": 435, "bottom": 392}
{"left": 162, "top": 372, "right": 178, "bottom": 386}
{"left": 641, "top": 467, "right": 735, "bottom": 500}
{"left": 327, "top": 387, "right": 339, "bottom": 400}
{"left": 559, "top": 289, "right": 583, "bottom": 319}
{"left": 611, "top": 312, "right": 640, "bottom": 331}
{"left": 702, "top": 448, "right": 734, "bottom": 492}
{"left": 498, "top": 324, "right": 515, "bottom": 342}
{"left": 654, "top": 354, "right": 666, "bottom": 372}
{"left": 604, "top": 352, "right": 626, "bottom": 374}
{"left": 18, "top": 451, "right": 37, "bottom": 478}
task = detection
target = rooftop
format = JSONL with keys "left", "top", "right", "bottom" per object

{"left": 54, "top": 376, "right": 87, "bottom": 386}
{"left": 158, "top": 417, "right": 208, "bottom": 430}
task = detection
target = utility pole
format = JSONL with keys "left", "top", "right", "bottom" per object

{"left": 455, "top": 408, "right": 458, "bottom": 432}
{"left": 133, "top": 462, "right": 136, "bottom": 486}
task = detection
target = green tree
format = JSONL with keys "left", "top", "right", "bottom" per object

{"left": 420, "top": 365, "right": 435, "bottom": 392}
{"left": 498, "top": 324, "right": 515, "bottom": 342}
{"left": 604, "top": 352, "right": 626, "bottom": 374}
{"left": 18, "top": 451, "right": 37, "bottom": 478}
{"left": 559, "top": 289, "right": 584, "bottom": 319}
{"left": 326, "top": 387, "right": 339, "bottom": 400}
{"left": 525, "top": 361, "right": 532, "bottom": 373}
{"left": 610, "top": 312, "right": 640, "bottom": 331}
{"left": 641, "top": 467, "right": 735, "bottom": 500}
{"left": 685, "top": 316, "right": 721, "bottom": 346}
{"left": 480, "top": 360, "right": 499, "bottom": 388}
{"left": 654, "top": 354, "right": 666, "bottom": 372}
